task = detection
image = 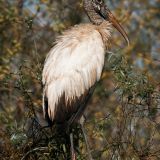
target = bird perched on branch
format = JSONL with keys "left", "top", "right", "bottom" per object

{"left": 42, "top": 0, "right": 128, "bottom": 159}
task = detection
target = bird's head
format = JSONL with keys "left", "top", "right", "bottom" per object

{"left": 83, "top": 0, "right": 129, "bottom": 45}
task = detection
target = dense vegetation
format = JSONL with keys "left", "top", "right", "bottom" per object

{"left": 0, "top": 0, "right": 160, "bottom": 159}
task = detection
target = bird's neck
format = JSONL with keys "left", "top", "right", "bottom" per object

{"left": 86, "top": 10, "right": 104, "bottom": 25}
{"left": 95, "top": 21, "right": 112, "bottom": 47}
{"left": 83, "top": 0, "right": 112, "bottom": 45}
{"left": 83, "top": 0, "right": 103, "bottom": 25}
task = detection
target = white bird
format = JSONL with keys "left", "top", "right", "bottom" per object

{"left": 42, "top": 0, "right": 128, "bottom": 158}
{"left": 42, "top": 1, "right": 129, "bottom": 157}
{"left": 42, "top": 0, "right": 128, "bottom": 126}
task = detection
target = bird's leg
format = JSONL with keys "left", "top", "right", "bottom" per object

{"left": 80, "top": 116, "right": 93, "bottom": 160}
{"left": 70, "top": 131, "right": 76, "bottom": 160}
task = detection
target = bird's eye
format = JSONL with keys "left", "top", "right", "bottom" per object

{"left": 92, "top": 0, "right": 103, "bottom": 11}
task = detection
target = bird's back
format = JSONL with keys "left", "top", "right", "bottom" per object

{"left": 42, "top": 24, "right": 106, "bottom": 124}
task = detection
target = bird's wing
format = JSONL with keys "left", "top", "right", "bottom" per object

{"left": 42, "top": 25, "right": 105, "bottom": 123}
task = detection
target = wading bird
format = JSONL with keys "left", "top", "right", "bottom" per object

{"left": 42, "top": 0, "right": 129, "bottom": 159}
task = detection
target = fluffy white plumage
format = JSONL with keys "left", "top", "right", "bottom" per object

{"left": 42, "top": 22, "right": 111, "bottom": 121}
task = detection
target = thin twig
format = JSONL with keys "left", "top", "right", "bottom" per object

{"left": 21, "top": 147, "right": 48, "bottom": 160}
{"left": 70, "top": 132, "right": 76, "bottom": 160}
{"left": 80, "top": 123, "right": 93, "bottom": 160}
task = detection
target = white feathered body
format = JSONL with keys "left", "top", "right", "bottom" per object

{"left": 42, "top": 22, "right": 111, "bottom": 123}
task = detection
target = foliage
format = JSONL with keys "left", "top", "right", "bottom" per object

{"left": 0, "top": 0, "right": 160, "bottom": 159}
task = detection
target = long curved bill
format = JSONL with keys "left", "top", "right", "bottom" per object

{"left": 101, "top": 6, "right": 129, "bottom": 45}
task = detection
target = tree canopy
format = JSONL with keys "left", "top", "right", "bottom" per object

{"left": 0, "top": 0, "right": 160, "bottom": 159}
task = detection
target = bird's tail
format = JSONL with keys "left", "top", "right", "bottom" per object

{"left": 42, "top": 89, "right": 53, "bottom": 126}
